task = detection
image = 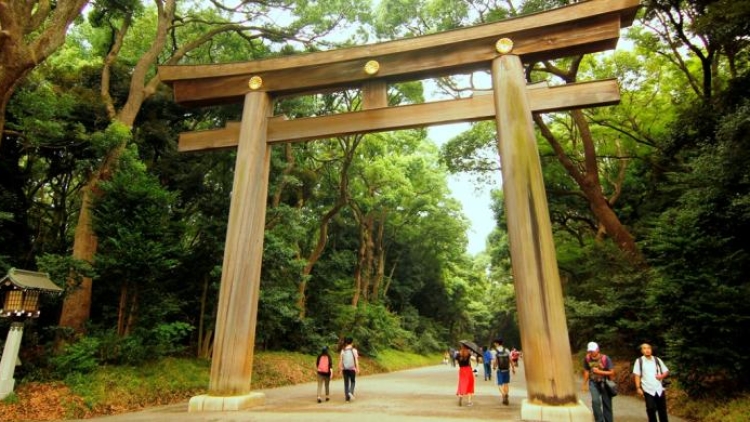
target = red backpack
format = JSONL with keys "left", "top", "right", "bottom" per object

{"left": 317, "top": 355, "right": 330, "bottom": 373}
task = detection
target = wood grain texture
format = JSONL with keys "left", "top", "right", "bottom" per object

{"left": 158, "top": 0, "right": 639, "bottom": 106}
{"left": 493, "top": 55, "right": 578, "bottom": 406}
{"left": 177, "top": 79, "right": 620, "bottom": 151}
{"left": 208, "top": 92, "right": 272, "bottom": 396}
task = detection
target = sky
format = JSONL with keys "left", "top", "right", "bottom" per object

{"left": 428, "top": 123, "right": 502, "bottom": 256}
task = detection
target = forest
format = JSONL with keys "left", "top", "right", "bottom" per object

{"left": 0, "top": 0, "right": 748, "bottom": 416}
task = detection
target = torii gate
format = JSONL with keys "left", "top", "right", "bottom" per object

{"left": 158, "top": 0, "right": 639, "bottom": 420}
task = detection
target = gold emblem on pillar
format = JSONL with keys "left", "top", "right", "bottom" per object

{"left": 364, "top": 60, "right": 380, "bottom": 75}
{"left": 248, "top": 76, "right": 263, "bottom": 90}
{"left": 495, "top": 38, "right": 514, "bottom": 54}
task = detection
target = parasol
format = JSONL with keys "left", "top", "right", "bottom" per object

{"left": 459, "top": 340, "right": 481, "bottom": 356}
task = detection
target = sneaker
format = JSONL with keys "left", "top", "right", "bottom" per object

{"left": 317, "top": 398, "right": 322, "bottom": 403}
{"left": 325, "top": 397, "right": 330, "bottom": 402}
{"left": 458, "top": 397, "right": 463, "bottom": 406}
{"left": 502, "top": 395, "right": 509, "bottom": 405}
{"left": 349, "top": 393, "right": 355, "bottom": 401}
{"left": 466, "top": 402, "right": 474, "bottom": 407}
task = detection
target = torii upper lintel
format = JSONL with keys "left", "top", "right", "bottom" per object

{"left": 158, "top": 0, "right": 639, "bottom": 106}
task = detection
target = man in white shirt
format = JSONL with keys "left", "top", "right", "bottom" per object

{"left": 632, "top": 343, "right": 670, "bottom": 422}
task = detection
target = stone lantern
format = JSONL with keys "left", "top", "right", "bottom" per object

{"left": 0, "top": 268, "right": 63, "bottom": 399}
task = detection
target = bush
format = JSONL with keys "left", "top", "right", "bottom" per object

{"left": 50, "top": 337, "right": 101, "bottom": 376}
{"left": 150, "top": 322, "right": 194, "bottom": 357}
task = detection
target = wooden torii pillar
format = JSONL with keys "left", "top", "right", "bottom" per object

{"left": 158, "top": 0, "right": 639, "bottom": 419}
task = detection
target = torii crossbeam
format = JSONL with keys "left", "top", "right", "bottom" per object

{"left": 158, "top": 0, "right": 640, "bottom": 420}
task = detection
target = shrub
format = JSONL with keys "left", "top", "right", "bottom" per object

{"left": 50, "top": 337, "right": 100, "bottom": 376}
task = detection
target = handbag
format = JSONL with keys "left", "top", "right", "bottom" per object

{"left": 603, "top": 379, "right": 619, "bottom": 396}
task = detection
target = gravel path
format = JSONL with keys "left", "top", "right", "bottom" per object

{"left": 70, "top": 360, "right": 686, "bottom": 422}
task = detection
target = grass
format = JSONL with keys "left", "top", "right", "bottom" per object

{"left": 371, "top": 349, "right": 443, "bottom": 372}
{"left": 670, "top": 392, "right": 750, "bottom": 422}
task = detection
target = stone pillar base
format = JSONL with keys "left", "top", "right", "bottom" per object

{"left": 521, "top": 399, "right": 592, "bottom": 422}
{"left": 188, "top": 392, "right": 265, "bottom": 412}
{"left": 0, "top": 378, "right": 16, "bottom": 400}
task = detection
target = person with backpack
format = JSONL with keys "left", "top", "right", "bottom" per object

{"left": 491, "top": 338, "right": 516, "bottom": 405}
{"left": 339, "top": 337, "right": 359, "bottom": 402}
{"left": 482, "top": 346, "right": 493, "bottom": 381}
{"left": 315, "top": 346, "right": 333, "bottom": 403}
{"left": 582, "top": 341, "right": 615, "bottom": 422}
{"left": 632, "top": 343, "right": 670, "bottom": 422}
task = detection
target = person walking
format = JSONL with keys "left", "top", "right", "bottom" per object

{"left": 583, "top": 341, "right": 615, "bottom": 422}
{"left": 455, "top": 344, "right": 475, "bottom": 406}
{"left": 315, "top": 346, "right": 333, "bottom": 403}
{"left": 491, "top": 338, "right": 516, "bottom": 405}
{"left": 339, "top": 337, "right": 360, "bottom": 402}
{"left": 482, "top": 346, "right": 493, "bottom": 381}
{"left": 633, "top": 343, "right": 670, "bottom": 422}
{"left": 510, "top": 347, "right": 520, "bottom": 368}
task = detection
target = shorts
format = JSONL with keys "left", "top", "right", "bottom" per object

{"left": 496, "top": 369, "right": 511, "bottom": 385}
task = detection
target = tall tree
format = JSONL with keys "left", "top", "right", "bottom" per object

{"left": 59, "top": 0, "right": 368, "bottom": 332}
{"left": 530, "top": 55, "right": 642, "bottom": 261}
{"left": 0, "top": 0, "right": 90, "bottom": 150}
{"left": 641, "top": 0, "right": 750, "bottom": 102}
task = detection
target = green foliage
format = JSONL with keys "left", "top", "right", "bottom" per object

{"left": 63, "top": 358, "right": 209, "bottom": 412}
{"left": 640, "top": 74, "right": 750, "bottom": 397}
{"left": 5, "top": 0, "right": 748, "bottom": 409}
{"left": 51, "top": 337, "right": 101, "bottom": 376}
{"left": 373, "top": 349, "right": 443, "bottom": 371}
{"left": 149, "top": 322, "right": 195, "bottom": 356}
{"left": 561, "top": 239, "right": 651, "bottom": 355}
{"left": 1, "top": 392, "right": 19, "bottom": 405}
{"left": 50, "top": 322, "right": 197, "bottom": 377}
{"left": 91, "top": 147, "right": 186, "bottom": 335}
{"left": 340, "top": 303, "right": 416, "bottom": 354}
{"left": 702, "top": 394, "right": 750, "bottom": 422}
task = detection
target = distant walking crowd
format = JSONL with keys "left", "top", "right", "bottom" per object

{"left": 445, "top": 337, "right": 671, "bottom": 422}
{"left": 317, "top": 336, "right": 672, "bottom": 422}
{"left": 450, "top": 338, "right": 520, "bottom": 407}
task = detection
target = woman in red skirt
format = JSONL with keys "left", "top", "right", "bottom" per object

{"left": 456, "top": 344, "right": 475, "bottom": 406}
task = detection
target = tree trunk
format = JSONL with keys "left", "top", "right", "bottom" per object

{"left": 533, "top": 112, "right": 643, "bottom": 262}
{"left": 296, "top": 200, "right": 346, "bottom": 319}
{"left": 58, "top": 0, "right": 177, "bottom": 332}
{"left": 295, "top": 137, "right": 358, "bottom": 317}
{"left": 124, "top": 285, "right": 138, "bottom": 336}
{"left": 58, "top": 184, "right": 97, "bottom": 332}
{"left": 197, "top": 274, "right": 209, "bottom": 357}
{"left": 0, "top": 0, "right": 90, "bottom": 150}
{"left": 199, "top": 329, "right": 213, "bottom": 360}
{"left": 117, "top": 283, "right": 128, "bottom": 337}
{"left": 351, "top": 220, "right": 367, "bottom": 308}
{"left": 370, "top": 212, "right": 387, "bottom": 301}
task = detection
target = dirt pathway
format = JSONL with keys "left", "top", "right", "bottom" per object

{"left": 71, "top": 361, "right": 686, "bottom": 421}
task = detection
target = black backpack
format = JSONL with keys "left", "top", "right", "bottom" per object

{"left": 638, "top": 356, "right": 670, "bottom": 387}
{"left": 496, "top": 347, "right": 510, "bottom": 370}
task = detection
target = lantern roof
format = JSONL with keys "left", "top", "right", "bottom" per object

{"left": 1, "top": 268, "right": 63, "bottom": 293}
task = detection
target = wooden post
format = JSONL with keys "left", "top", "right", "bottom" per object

{"left": 189, "top": 91, "right": 272, "bottom": 411}
{"left": 362, "top": 81, "right": 388, "bottom": 110}
{"left": 492, "top": 54, "right": 590, "bottom": 421}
